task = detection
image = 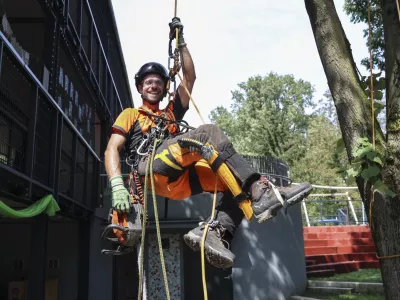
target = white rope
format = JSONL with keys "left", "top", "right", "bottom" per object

{"left": 293, "top": 183, "right": 358, "bottom": 190}
{"left": 309, "top": 193, "right": 351, "bottom": 197}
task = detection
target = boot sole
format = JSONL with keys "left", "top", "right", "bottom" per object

{"left": 254, "top": 202, "right": 283, "bottom": 223}
{"left": 285, "top": 185, "right": 313, "bottom": 205}
{"left": 255, "top": 185, "right": 313, "bottom": 223}
{"left": 183, "top": 231, "right": 235, "bottom": 269}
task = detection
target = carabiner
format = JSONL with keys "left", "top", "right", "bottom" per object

{"left": 136, "top": 134, "right": 149, "bottom": 156}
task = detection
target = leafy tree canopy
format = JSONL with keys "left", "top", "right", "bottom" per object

{"left": 344, "top": 0, "right": 384, "bottom": 71}
{"left": 210, "top": 72, "right": 315, "bottom": 166}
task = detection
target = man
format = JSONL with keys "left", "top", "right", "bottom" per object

{"left": 104, "top": 17, "right": 312, "bottom": 269}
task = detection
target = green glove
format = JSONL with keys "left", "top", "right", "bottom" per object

{"left": 110, "top": 175, "right": 131, "bottom": 213}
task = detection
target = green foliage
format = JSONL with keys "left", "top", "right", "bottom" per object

{"left": 344, "top": 0, "right": 384, "bottom": 72}
{"left": 359, "top": 72, "right": 386, "bottom": 130}
{"left": 346, "top": 138, "right": 395, "bottom": 197}
{"left": 291, "top": 92, "right": 349, "bottom": 185}
{"left": 344, "top": 2, "right": 387, "bottom": 130}
{"left": 209, "top": 72, "right": 315, "bottom": 166}
{"left": 290, "top": 115, "right": 346, "bottom": 185}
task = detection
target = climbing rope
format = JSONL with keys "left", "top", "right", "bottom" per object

{"left": 138, "top": 143, "right": 151, "bottom": 300}
{"left": 176, "top": 72, "right": 206, "bottom": 124}
{"left": 368, "top": 0, "right": 375, "bottom": 149}
{"left": 150, "top": 137, "right": 172, "bottom": 299}
{"left": 137, "top": 1, "right": 220, "bottom": 298}
{"left": 137, "top": 133, "right": 171, "bottom": 300}
{"left": 367, "top": 0, "right": 375, "bottom": 234}
{"left": 168, "top": 2, "right": 217, "bottom": 297}
{"left": 201, "top": 176, "right": 219, "bottom": 300}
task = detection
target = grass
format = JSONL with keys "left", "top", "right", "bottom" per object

{"left": 325, "top": 294, "right": 384, "bottom": 300}
{"left": 303, "top": 291, "right": 385, "bottom": 300}
{"left": 304, "top": 269, "right": 384, "bottom": 299}
{"left": 312, "top": 269, "right": 382, "bottom": 283}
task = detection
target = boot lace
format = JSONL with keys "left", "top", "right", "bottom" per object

{"left": 199, "top": 220, "right": 231, "bottom": 249}
{"left": 257, "top": 176, "right": 272, "bottom": 194}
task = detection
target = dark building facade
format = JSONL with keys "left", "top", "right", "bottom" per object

{"left": 0, "top": 0, "right": 133, "bottom": 299}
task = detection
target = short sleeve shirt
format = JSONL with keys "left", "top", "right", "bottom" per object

{"left": 112, "top": 92, "right": 188, "bottom": 152}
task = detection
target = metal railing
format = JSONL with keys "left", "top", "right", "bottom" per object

{"left": 0, "top": 29, "right": 101, "bottom": 214}
{"left": 302, "top": 198, "right": 368, "bottom": 226}
{"left": 64, "top": 0, "right": 133, "bottom": 119}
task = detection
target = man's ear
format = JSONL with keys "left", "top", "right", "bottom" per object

{"left": 138, "top": 84, "right": 143, "bottom": 94}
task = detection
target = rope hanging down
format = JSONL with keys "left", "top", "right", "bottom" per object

{"left": 201, "top": 176, "right": 219, "bottom": 300}
{"left": 167, "top": 3, "right": 215, "bottom": 298}
{"left": 138, "top": 137, "right": 172, "bottom": 300}
{"left": 137, "top": 1, "right": 219, "bottom": 299}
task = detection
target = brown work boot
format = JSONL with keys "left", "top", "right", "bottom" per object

{"left": 183, "top": 220, "right": 235, "bottom": 269}
{"left": 251, "top": 177, "right": 312, "bottom": 223}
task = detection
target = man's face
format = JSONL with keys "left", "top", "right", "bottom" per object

{"left": 139, "top": 74, "right": 165, "bottom": 104}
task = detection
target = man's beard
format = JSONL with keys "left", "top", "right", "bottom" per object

{"left": 141, "top": 94, "right": 163, "bottom": 103}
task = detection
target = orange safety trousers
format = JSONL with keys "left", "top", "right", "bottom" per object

{"left": 137, "top": 124, "right": 260, "bottom": 201}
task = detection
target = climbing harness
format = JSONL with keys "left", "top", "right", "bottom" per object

{"left": 100, "top": 110, "right": 173, "bottom": 257}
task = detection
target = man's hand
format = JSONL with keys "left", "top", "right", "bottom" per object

{"left": 110, "top": 175, "right": 131, "bottom": 213}
{"left": 169, "top": 17, "right": 186, "bottom": 48}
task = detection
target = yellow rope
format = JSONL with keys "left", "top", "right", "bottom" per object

{"left": 174, "top": 0, "right": 177, "bottom": 17}
{"left": 170, "top": 1, "right": 219, "bottom": 296}
{"left": 138, "top": 138, "right": 171, "bottom": 299}
{"left": 138, "top": 146, "right": 151, "bottom": 300}
{"left": 150, "top": 138, "right": 171, "bottom": 299}
{"left": 171, "top": 16, "right": 220, "bottom": 297}
{"left": 177, "top": 72, "right": 206, "bottom": 124}
{"left": 200, "top": 175, "right": 219, "bottom": 300}
{"left": 368, "top": 0, "right": 375, "bottom": 148}
{"left": 396, "top": 0, "right": 400, "bottom": 23}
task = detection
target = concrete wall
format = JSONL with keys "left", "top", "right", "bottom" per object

{"left": 146, "top": 193, "right": 307, "bottom": 300}
{"left": 0, "top": 223, "right": 31, "bottom": 300}
{"left": 88, "top": 212, "right": 114, "bottom": 300}
{"left": 0, "top": 220, "right": 80, "bottom": 300}
{"left": 47, "top": 221, "right": 79, "bottom": 300}
{"left": 232, "top": 203, "right": 307, "bottom": 300}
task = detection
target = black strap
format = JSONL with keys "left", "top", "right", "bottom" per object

{"left": 210, "top": 155, "right": 225, "bottom": 172}
{"left": 189, "top": 165, "right": 203, "bottom": 196}
{"left": 232, "top": 192, "right": 248, "bottom": 204}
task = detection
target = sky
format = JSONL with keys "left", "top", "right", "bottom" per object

{"left": 111, "top": 0, "right": 369, "bottom": 127}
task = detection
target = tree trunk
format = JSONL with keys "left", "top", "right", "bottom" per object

{"left": 304, "top": 0, "right": 383, "bottom": 154}
{"left": 305, "top": 0, "right": 400, "bottom": 299}
{"left": 378, "top": 0, "right": 400, "bottom": 298}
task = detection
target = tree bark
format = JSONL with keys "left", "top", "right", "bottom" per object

{"left": 381, "top": 0, "right": 400, "bottom": 195}
{"left": 305, "top": 0, "right": 400, "bottom": 299}
{"left": 379, "top": 0, "right": 400, "bottom": 298}
{"left": 305, "top": 0, "right": 383, "bottom": 153}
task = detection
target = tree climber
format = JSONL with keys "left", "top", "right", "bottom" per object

{"left": 104, "top": 17, "right": 312, "bottom": 269}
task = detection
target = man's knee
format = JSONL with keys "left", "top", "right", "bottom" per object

{"left": 196, "top": 124, "right": 222, "bottom": 135}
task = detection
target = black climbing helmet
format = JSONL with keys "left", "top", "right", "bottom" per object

{"left": 134, "top": 62, "right": 170, "bottom": 95}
